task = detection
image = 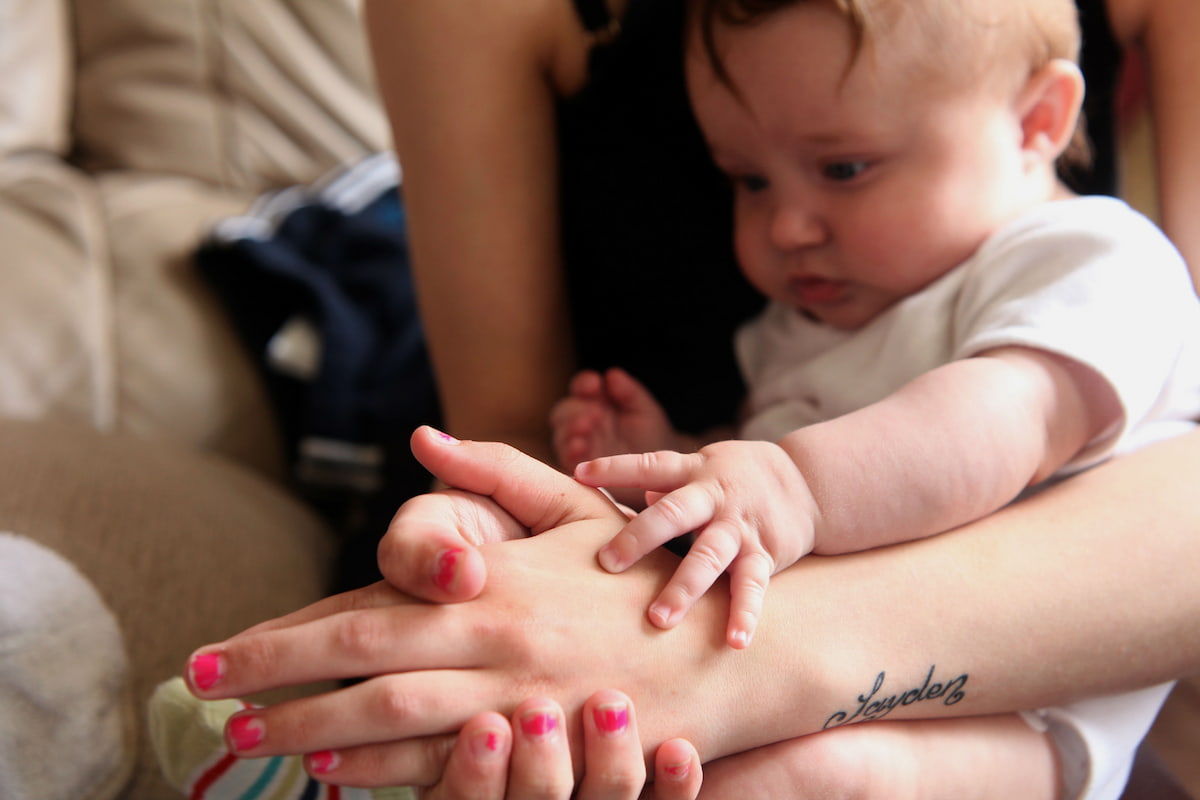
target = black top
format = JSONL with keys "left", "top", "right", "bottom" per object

{"left": 558, "top": 0, "right": 763, "bottom": 435}
{"left": 1072, "top": 0, "right": 1122, "bottom": 196}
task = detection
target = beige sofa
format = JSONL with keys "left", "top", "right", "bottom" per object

{"left": 0, "top": 1, "right": 388, "bottom": 798}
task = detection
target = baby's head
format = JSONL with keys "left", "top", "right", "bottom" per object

{"left": 685, "top": 0, "right": 1087, "bottom": 329}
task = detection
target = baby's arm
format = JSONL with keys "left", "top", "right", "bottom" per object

{"left": 776, "top": 346, "right": 1119, "bottom": 553}
{"left": 578, "top": 346, "right": 1119, "bottom": 646}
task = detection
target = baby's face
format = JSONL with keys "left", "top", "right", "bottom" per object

{"left": 686, "top": 3, "right": 1036, "bottom": 330}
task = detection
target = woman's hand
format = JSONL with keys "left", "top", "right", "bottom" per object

{"left": 185, "top": 428, "right": 763, "bottom": 785}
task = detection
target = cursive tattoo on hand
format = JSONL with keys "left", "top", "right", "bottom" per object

{"left": 823, "top": 665, "right": 968, "bottom": 729}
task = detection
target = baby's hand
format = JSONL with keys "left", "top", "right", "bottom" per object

{"left": 575, "top": 440, "right": 818, "bottom": 648}
{"left": 550, "top": 367, "right": 681, "bottom": 473}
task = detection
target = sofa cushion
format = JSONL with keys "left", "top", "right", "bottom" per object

{"left": 0, "top": 0, "right": 72, "bottom": 158}
{"left": 71, "top": 0, "right": 389, "bottom": 192}
{"left": 0, "top": 155, "right": 111, "bottom": 424}
{"left": 0, "top": 155, "right": 286, "bottom": 474}
{"left": 0, "top": 418, "right": 338, "bottom": 800}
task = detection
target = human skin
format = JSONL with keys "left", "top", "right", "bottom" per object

{"left": 185, "top": 426, "right": 1200, "bottom": 789}
{"left": 558, "top": 3, "right": 1119, "bottom": 651}
{"left": 361, "top": 0, "right": 600, "bottom": 464}
{"left": 1107, "top": 0, "right": 1200, "bottom": 285}
{"left": 422, "top": 690, "right": 703, "bottom": 800}
{"left": 349, "top": 0, "right": 1200, "bottom": 794}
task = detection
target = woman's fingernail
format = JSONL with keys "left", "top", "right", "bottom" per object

{"left": 227, "top": 714, "right": 265, "bottom": 752}
{"left": 664, "top": 759, "right": 692, "bottom": 780}
{"left": 593, "top": 702, "right": 629, "bottom": 735}
{"left": 469, "top": 728, "right": 507, "bottom": 759}
{"left": 431, "top": 427, "right": 459, "bottom": 444}
{"left": 519, "top": 711, "right": 559, "bottom": 739}
{"left": 433, "top": 547, "right": 463, "bottom": 593}
{"left": 188, "top": 652, "right": 224, "bottom": 691}
{"left": 307, "top": 750, "right": 341, "bottom": 775}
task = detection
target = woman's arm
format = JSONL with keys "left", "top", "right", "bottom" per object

{"left": 1107, "top": 0, "right": 1200, "bottom": 283}
{"left": 183, "top": 427, "right": 1200, "bottom": 785}
{"left": 363, "top": 0, "right": 595, "bottom": 461}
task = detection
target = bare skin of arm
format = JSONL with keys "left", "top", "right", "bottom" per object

{"left": 184, "top": 427, "right": 1200, "bottom": 787}
{"left": 1107, "top": 0, "right": 1200, "bottom": 284}
{"left": 363, "top": 0, "right": 600, "bottom": 462}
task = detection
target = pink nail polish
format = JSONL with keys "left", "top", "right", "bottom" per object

{"left": 188, "top": 652, "right": 224, "bottom": 691}
{"left": 520, "top": 712, "right": 558, "bottom": 738}
{"left": 593, "top": 703, "right": 629, "bottom": 734}
{"left": 665, "top": 760, "right": 692, "bottom": 780}
{"left": 433, "top": 547, "right": 463, "bottom": 593}
{"left": 308, "top": 750, "right": 340, "bottom": 775}
{"left": 432, "top": 428, "right": 459, "bottom": 444}
{"left": 227, "top": 714, "right": 265, "bottom": 752}
{"left": 470, "top": 729, "right": 505, "bottom": 759}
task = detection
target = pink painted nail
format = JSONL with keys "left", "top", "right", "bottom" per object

{"left": 307, "top": 750, "right": 341, "bottom": 775}
{"left": 593, "top": 702, "right": 629, "bottom": 734}
{"left": 227, "top": 714, "right": 265, "bottom": 752}
{"left": 188, "top": 652, "right": 224, "bottom": 691}
{"left": 470, "top": 729, "right": 506, "bottom": 759}
{"left": 665, "top": 760, "right": 692, "bottom": 780}
{"left": 433, "top": 547, "right": 463, "bottom": 593}
{"left": 519, "top": 711, "right": 559, "bottom": 738}
{"left": 431, "top": 427, "right": 459, "bottom": 444}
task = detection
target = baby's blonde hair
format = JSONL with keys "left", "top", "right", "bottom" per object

{"left": 691, "top": 0, "right": 1090, "bottom": 169}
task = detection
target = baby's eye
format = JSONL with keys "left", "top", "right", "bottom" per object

{"left": 733, "top": 174, "right": 768, "bottom": 193}
{"left": 822, "top": 161, "right": 869, "bottom": 182}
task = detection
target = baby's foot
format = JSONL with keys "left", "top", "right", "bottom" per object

{"left": 149, "top": 677, "right": 413, "bottom": 800}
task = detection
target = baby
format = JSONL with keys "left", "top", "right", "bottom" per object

{"left": 555, "top": 0, "right": 1200, "bottom": 650}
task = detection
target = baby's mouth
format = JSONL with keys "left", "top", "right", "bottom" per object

{"left": 789, "top": 276, "right": 849, "bottom": 306}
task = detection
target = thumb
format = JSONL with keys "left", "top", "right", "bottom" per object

{"left": 409, "top": 426, "right": 622, "bottom": 533}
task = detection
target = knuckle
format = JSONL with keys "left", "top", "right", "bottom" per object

{"left": 688, "top": 541, "right": 727, "bottom": 573}
{"left": 231, "top": 634, "right": 281, "bottom": 680}
{"left": 374, "top": 680, "right": 418, "bottom": 724}
{"left": 335, "top": 613, "right": 389, "bottom": 661}
{"left": 589, "top": 769, "right": 644, "bottom": 796}
{"left": 649, "top": 493, "right": 694, "bottom": 530}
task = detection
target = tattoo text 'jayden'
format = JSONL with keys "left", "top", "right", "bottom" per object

{"left": 823, "top": 665, "right": 968, "bottom": 729}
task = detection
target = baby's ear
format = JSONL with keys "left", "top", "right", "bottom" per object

{"left": 1016, "top": 58, "right": 1086, "bottom": 163}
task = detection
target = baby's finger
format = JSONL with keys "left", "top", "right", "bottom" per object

{"left": 645, "top": 521, "right": 739, "bottom": 629}
{"left": 576, "top": 690, "right": 645, "bottom": 800}
{"left": 569, "top": 369, "right": 607, "bottom": 399}
{"left": 575, "top": 450, "right": 702, "bottom": 492}
{"left": 725, "top": 551, "right": 773, "bottom": 649}
{"left": 508, "top": 698, "right": 574, "bottom": 798}
{"left": 597, "top": 483, "right": 715, "bottom": 573}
